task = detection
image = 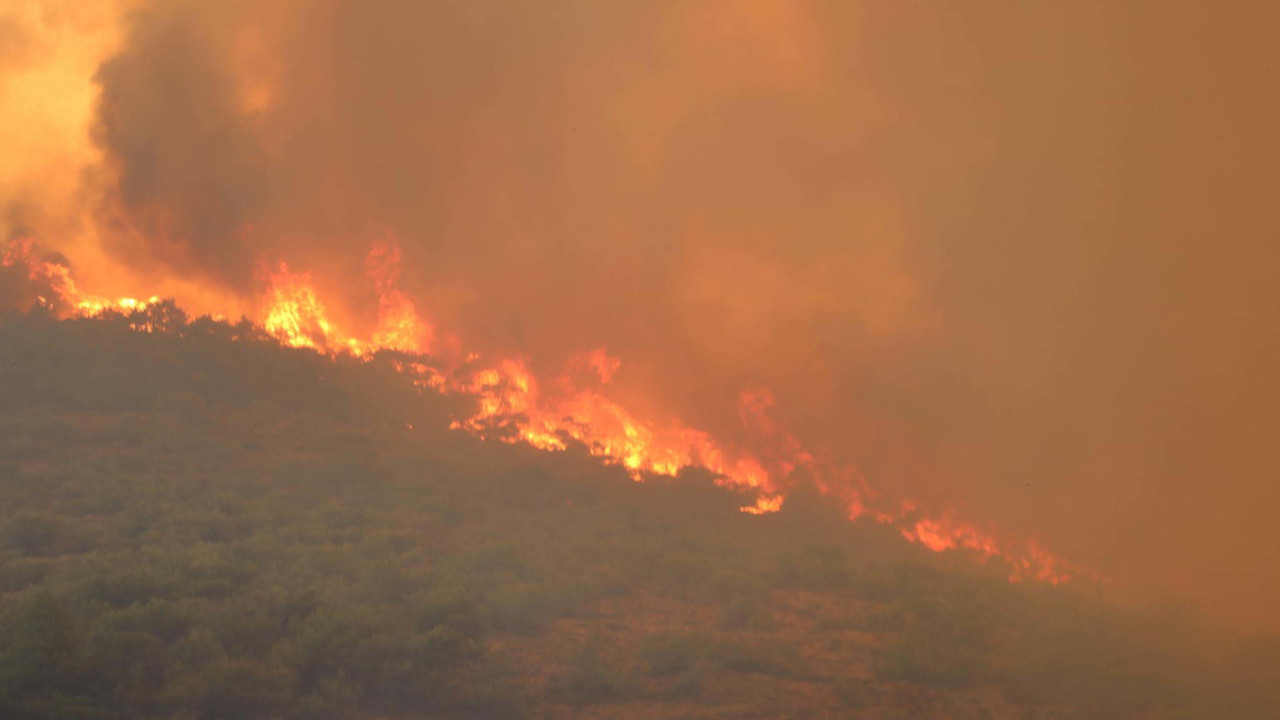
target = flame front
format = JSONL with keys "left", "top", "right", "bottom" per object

{"left": 263, "top": 263, "right": 341, "bottom": 350}
{"left": 3, "top": 239, "right": 158, "bottom": 318}
{"left": 260, "top": 242, "right": 433, "bottom": 357}
{"left": 3, "top": 236, "right": 1080, "bottom": 584}
{"left": 366, "top": 241, "right": 434, "bottom": 354}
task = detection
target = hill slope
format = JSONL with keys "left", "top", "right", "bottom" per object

{"left": 0, "top": 307, "right": 1276, "bottom": 719}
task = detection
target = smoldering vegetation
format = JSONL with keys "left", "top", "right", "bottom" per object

{"left": 0, "top": 308, "right": 1275, "bottom": 720}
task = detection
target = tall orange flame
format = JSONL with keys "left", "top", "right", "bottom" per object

{"left": 3, "top": 236, "right": 1081, "bottom": 584}
{"left": 262, "top": 262, "right": 343, "bottom": 351}
{"left": 366, "top": 241, "right": 434, "bottom": 354}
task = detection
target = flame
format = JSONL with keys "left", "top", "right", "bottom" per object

{"left": 3, "top": 239, "right": 158, "bottom": 317}
{"left": 260, "top": 243, "right": 434, "bottom": 357}
{"left": 900, "top": 512, "right": 1000, "bottom": 557}
{"left": 576, "top": 347, "right": 621, "bottom": 384}
{"left": 742, "top": 495, "right": 785, "bottom": 515}
{"left": 253, "top": 252, "right": 782, "bottom": 505}
{"left": 262, "top": 262, "right": 343, "bottom": 350}
{"left": 2, "top": 236, "right": 1081, "bottom": 584}
{"left": 366, "top": 241, "right": 434, "bottom": 354}
{"left": 458, "top": 353, "right": 774, "bottom": 493}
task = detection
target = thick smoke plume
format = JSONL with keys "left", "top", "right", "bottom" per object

{"left": 2, "top": 0, "right": 1279, "bottom": 627}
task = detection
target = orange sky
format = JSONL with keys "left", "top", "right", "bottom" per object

{"left": 3, "top": 0, "right": 1278, "bottom": 628}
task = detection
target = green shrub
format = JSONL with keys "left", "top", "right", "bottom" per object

{"left": 648, "top": 551, "right": 714, "bottom": 599}
{"left": 87, "top": 630, "right": 168, "bottom": 703}
{"left": 0, "top": 592, "right": 92, "bottom": 700}
{"left": 173, "top": 656, "right": 294, "bottom": 720}
{"left": 859, "top": 604, "right": 906, "bottom": 633}
{"left": 0, "top": 557, "right": 50, "bottom": 592}
{"left": 0, "top": 313, "right": 1275, "bottom": 720}
{"left": 641, "top": 632, "right": 705, "bottom": 676}
{"left": 78, "top": 567, "right": 176, "bottom": 608}
{"left": 771, "top": 545, "right": 850, "bottom": 591}
{"left": 483, "top": 583, "right": 555, "bottom": 635}
{"left": 875, "top": 616, "right": 993, "bottom": 687}
{"left": 655, "top": 666, "right": 706, "bottom": 700}
{"left": 718, "top": 596, "right": 776, "bottom": 631}
{"left": 560, "top": 633, "right": 631, "bottom": 703}
{"left": 833, "top": 676, "right": 877, "bottom": 709}
{"left": 5, "top": 514, "right": 66, "bottom": 557}
{"left": 706, "top": 638, "right": 804, "bottom": 678}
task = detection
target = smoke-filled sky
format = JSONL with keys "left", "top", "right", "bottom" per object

{"left": 3, "top": 0, "right": 1278, "bottom": 628}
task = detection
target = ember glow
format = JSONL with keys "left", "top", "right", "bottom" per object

{"left": 2, "top": 235, "right": 1076, "bottom": 582}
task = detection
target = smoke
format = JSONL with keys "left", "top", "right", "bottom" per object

{"left": 92, "top": 0, "right": 267, "bottom": 286}
{"left": 3, "top": 0, "right": 1280, "bottom": 628}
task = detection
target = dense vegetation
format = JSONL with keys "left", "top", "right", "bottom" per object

{"left": 0, "top": 305, "right": 1277, "bottom": 719}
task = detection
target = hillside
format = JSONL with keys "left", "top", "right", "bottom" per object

{"left": 0, "top": 306, "right": 1276, "bottom": 720}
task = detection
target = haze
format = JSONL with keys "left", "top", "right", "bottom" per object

{"left": 2, "top": 0, "right": 1278, "bottom": 629}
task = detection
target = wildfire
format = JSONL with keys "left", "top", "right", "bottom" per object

{"left": 262, "top": 262, "right": 344, "bottom": 351}
{"left": 260, "top": 242, "right": 433, "bottom": 356}
{"left": 2, "top": 239, "right": 158, "bottom": 318}
{"left": 366, "top": 241, "right": 434, "bottom": 354}
{"left": 250, "top": 249, "right": 779, "bottom": 497}
{"left": 2, "top": 236, "right": 1081, "bottom": 584}
{"left": 742, "top": 495, "right": 785, "bottom": 515}
{"left": 457, "top": 355, "right": 773, "bottom": 491}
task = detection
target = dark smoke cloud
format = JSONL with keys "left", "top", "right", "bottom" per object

{"left": 0, "top": 238, "right": 68, "bottom": 317}
{"left": 0, "top": 259, "right": 40, "bottom": 317}
{"left": 71, "top": 0, "right": 1280, "bottom": 628}
{"left": 93, "top": 0, "right": 267, "bottom": 287}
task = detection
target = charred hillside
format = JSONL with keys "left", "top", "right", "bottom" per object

{"left": 0, "top": 308, "right": 1276, "bottom": 720}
